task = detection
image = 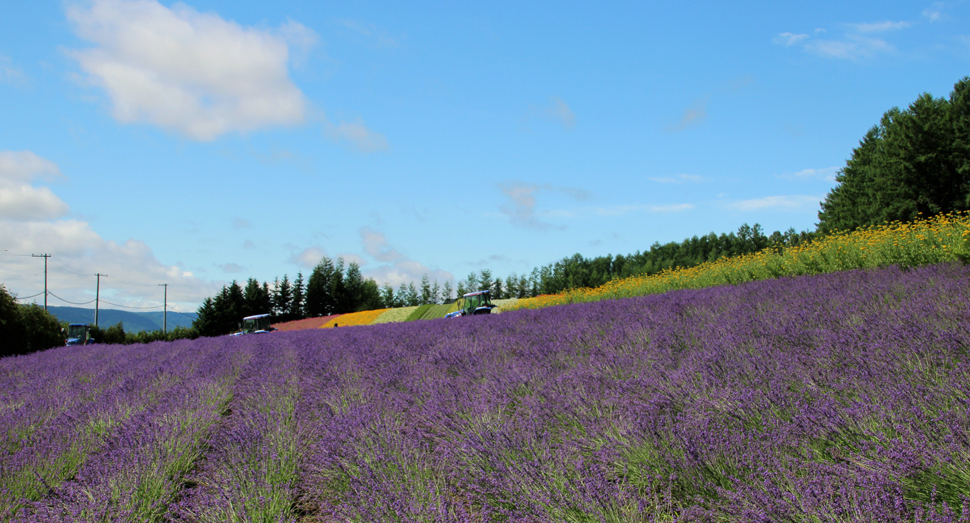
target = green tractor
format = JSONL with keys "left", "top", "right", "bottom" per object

{"left": 446, "top": 290, "right": 497, "bottom": 318}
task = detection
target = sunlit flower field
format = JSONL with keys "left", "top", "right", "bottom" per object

{"left": 3, "top": 262, "right": 969, "bottom": 521}
{"left": 507, "top": 212, "right": 970, "bottom": 311}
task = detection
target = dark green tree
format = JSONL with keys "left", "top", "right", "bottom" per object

{"left": 306, "top": 257, "right": 335, "bottom": 317}
{"left": 442, "top": 280, "right": 454, "bottom": 302}
{"left": 273, "top": 275, "right": 293, "bottom": 321}
{"left": 290, "top": 272, "right": 305, "bottom": 320}
{"left": 0, "top": 285, "right": 22, "bottom": 356}
{"left": 344, "top": 262, "right": 364, "bottom": 312}
{"left": 819, "top": 77, "right": 970, "bottom": 232}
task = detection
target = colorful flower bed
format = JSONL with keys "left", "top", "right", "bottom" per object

{"left": 320, "top": 309, "right": 388, "bottom": 328}
{"left": 4, "top": 263, "right": 970, "bottom": 521}
{"left": 371, "top": 306, "right": 418, "bottom": 324}
{"left": 272, "top": 315, "right": 339, "bottom": 331}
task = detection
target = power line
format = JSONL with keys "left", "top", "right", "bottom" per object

{"left": 99, "top": 299, "right": 163, "bottom": 310}
{"left": 14, "top": 291, "right": 45, "bottom": 300}
{"left": 48, "top": 291, "right": 96, "bottom": 306}
{"left": 47, "top": 259, "right": 90, "bottom": 277}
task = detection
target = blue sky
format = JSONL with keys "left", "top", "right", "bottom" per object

{"left": 1, "top": 0, "right": 968, "bottom": 314}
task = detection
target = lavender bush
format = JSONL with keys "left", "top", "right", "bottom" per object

{"left": 1, "top": 262, "right": 969, "bottom": 522}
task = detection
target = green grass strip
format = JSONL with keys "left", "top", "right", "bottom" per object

{"left": 405, "top": 304, "right": 433, "bottom": 322}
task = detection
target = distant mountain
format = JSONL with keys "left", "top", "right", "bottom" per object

{"left": 46, "top": 306, "right": 197, "bottom": 333}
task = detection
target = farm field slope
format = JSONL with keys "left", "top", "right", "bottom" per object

{"left": 2, "top": 263, "right": 970, "bottom": 521}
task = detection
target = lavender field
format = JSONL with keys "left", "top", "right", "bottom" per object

{"left": 3, "top": 263, "right": 970, "bottom": 522}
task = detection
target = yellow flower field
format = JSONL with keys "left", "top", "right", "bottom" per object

{"left": 320, "top": 308, "right": 389, "bottom": 328}
{"left": 507, "top": 212, "right": 970, "bottom": 311}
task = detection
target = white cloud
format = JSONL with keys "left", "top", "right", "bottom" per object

{"left": 355, "top": 227, "right": 451, "bottom": 288}
{"left": 66, "top": 0, "right": 311, "bottom": 141}
{"left": 727, "top": 195, "right": 821, "bottom": 211}
{"left": 1, "top": 151, "right": 216, "bottom": 311}
{"left": 0, "top": 151, "right": 68, "bottom": 221}
{"left": 325, "top": 118, "right": 390, "bottom": 153}
{"left": 288, "top": 246, "right": 327, "bottom": 269}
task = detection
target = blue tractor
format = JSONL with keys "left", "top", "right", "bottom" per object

{"left": 65, "top": 323, "right": 96, "bottom": 346}
{"left": 446, "top": 290, "right": 497, "bottom": 318}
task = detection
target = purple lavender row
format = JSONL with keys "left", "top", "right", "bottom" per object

{"left": 0, "top": 339, "right": 205, "bottom": 519}
{"left": 19, "top": 336, "right": 252, "bottom": 522}
{"left": 291, "top": 263, "right": 970, "bottom": 521}
{"left": 171, "top": 335, "right": 305, "bottom": 522}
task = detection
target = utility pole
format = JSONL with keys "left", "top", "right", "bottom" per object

{"left": 32, "top": 254, "right": 50, "bottom": 310}
{"left": 95, "top": 273, "right": 107, "bottom": 327}
{"left": 159, "top": 283, "right": 168, "bottom": 333}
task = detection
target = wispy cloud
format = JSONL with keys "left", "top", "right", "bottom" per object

{"left": 66, "top": 0, "right": 312, "bottom": 141}
{"left": 773, "top": 32, "right": 809, "bottom": 46}
{"left": 726, "top": 195, "right": 821, "bottom": 211}
{"left": 498, "top": 182, "right": 589, "bottom": 230}
{"left": 851, "top": 21, "right": 912, "bottom": 32}
{"left": 360, "top": 226, "right": 404, "bottom": 263}
{"left": 339, "top": 19, "right": 400, "bottom": 48}
{"left": 232, "top": 217, "right": 252, "bottom": 230}
{"left": 775, "top": 19, "right": 911, "bottom": 61}
{"left": 325, "top": 118, "right": 389, "bottom": 153}
{"left": 923, "top": 3, "right": 946, "bottom": 22}
{"left": 0, "top": 53, "right": 27, "bottom": 86}
{"left": 779, "top": 166, "right": 840, "bottom": 182}
{"left": 650, "top": 174, "right": 704, "bottom": 184}
{"left": 592, "top": 203, "right": 694, "bottom": 216}
{"left": 357, "top": 227, "right": 452, "bottom": 287}
{"left": 666, "top": 96, "right": 708, "bottom": 132}
{"left": 218, "top": 262, "right": 245, "bottom": 273}
{"left": 524, "top": 96, "right": 577, "bottom": 130}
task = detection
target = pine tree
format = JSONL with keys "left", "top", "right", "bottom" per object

{"left": 344, "top": 262, "right": 364, "bottom": 312}
{"left": 273, "top": 275, "right": 293, "bottom": 322}
{"left": 420, "top": 274, "right": 433, "bottom": 305}
{"left": 431, "top": 280, "right": 441, "bottom": 305}
{"left": 478, "top": 269, "right": 493, "bottom": 292}
{"left": 291, "top": 272, "right": 306, "bottom": 319}
{"left": 442, "top": 280, "right": 454, "bottom": 302}
{"left": 380, "top": 283, "right": 395, "bottom": 308}
{"left": 306, "top": 257, "right": 335, "bottom": 317}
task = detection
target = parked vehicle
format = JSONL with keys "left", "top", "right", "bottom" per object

{"left": 65, "top": 323, "right": 96, "bottom": 346}
{"left": 232, "top": 314, "right": 277, "bottom": 335}
{"left": 446, "top": 290, "right": 496, "bottom": 318}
